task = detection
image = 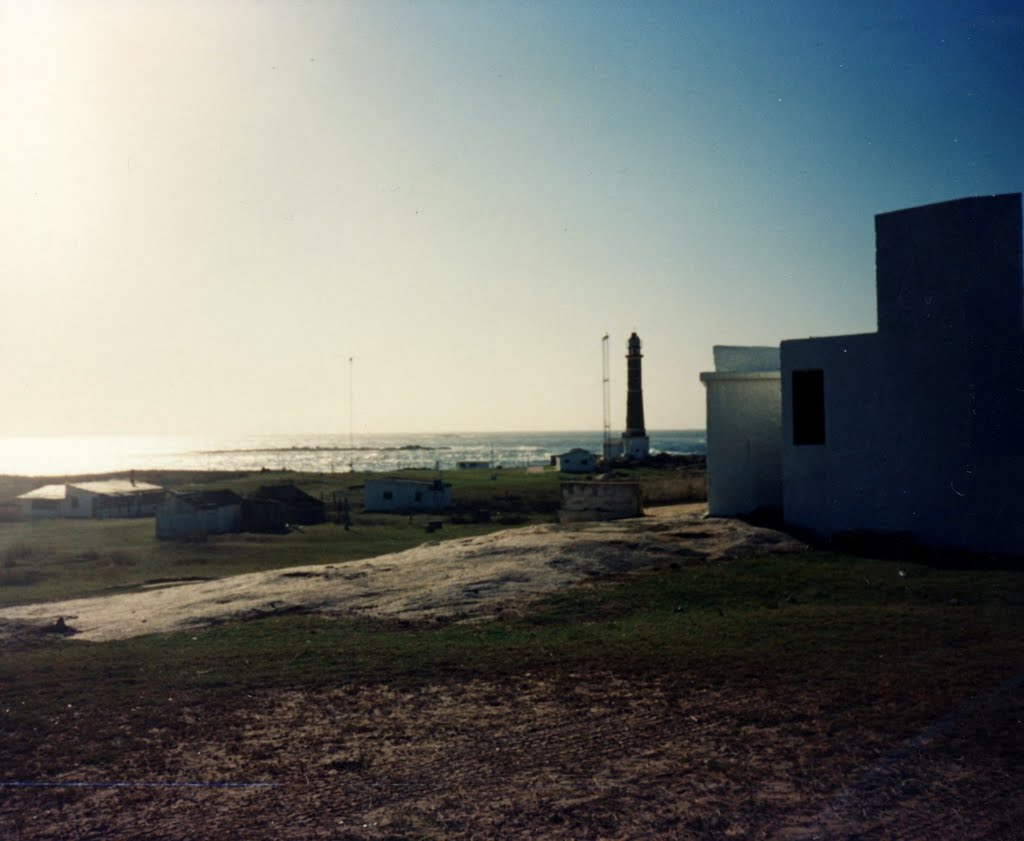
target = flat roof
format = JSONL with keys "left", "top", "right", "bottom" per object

{"left": 68, "top": 480, "right": 163, "bottom": 495}
{"left": 17, "top": 484, "right": 67, "bottom": 501}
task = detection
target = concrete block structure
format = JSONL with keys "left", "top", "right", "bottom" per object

{"left": 780, "top": 193, "right": 1024, "bottom": 554}
{"left": 699, "top": 346, "right": 782, "bottom": 516}
{"left": 559, "top": 481, "right": 642, "bottom": 523}
{"left": 700, "top": 193, "right": 1024, "bottom": 557}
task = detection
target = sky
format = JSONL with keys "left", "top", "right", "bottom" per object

{"left": 1, "top": 0, "right": 1022, "bottom": 437}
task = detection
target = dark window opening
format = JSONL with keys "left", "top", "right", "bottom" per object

{"left": 793, "top": 369, "right": 826, "bottom": 445}
{"left": 382, "top": 491, "right": 393, "bottom": 501}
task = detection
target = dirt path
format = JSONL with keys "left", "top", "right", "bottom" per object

{"left": 0, "top": 505, "right": 805, "bottom": 642}
{"left": 3, "top": 670, "right": 1020, "bottom": 840}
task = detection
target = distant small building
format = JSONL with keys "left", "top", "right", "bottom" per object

{"left": 363, "top": 478, "right": 452, "bottom": 513}
{"left": 555, "top": 448, "right": 598, "bottom": 474}
{"left": 250, "top": 484, "right": 326, "bottom": 525}
{"left": 156, "top": 490, "right": 244, "bottom": 540}
{"left": 16, "top": 484, "right": 67, "bottom": 519}
{"left": 18, "top": 479, "right": 164, "bottom": 520}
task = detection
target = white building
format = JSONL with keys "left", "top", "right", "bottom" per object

{"left": 155, "top": 490, "right": 244, "bottom": 539}
{"left": 16, "top": 484, "right": 67, "bottom": 519}
{"left": 699, "top": 346, "right": 782, "bottom": 516}
{"left": 555, "top": 448, "right": 598, "bottom": 474}
{"left": 701, "top": 193, "right": 1024, "bottom": 557}
{"left": 363, "top": 478, "right": 453, "bottom": 513}
{"left": 17, "top": 479, "right": 164, "bottom": 519}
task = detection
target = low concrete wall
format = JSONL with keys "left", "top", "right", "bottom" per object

{"left": 559, "top": 481, "right": 642, "bottom": 523}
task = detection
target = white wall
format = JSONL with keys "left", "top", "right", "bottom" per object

{"left": 155, "top": 496, "right": 243, "bottom": 539}
{"left": 700, "top": 370, "right": 782, "bottom": 516}
{"left": 621, "top": 436, "right": 650, "bottom": 460}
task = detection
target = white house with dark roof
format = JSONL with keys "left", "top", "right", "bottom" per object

{"left": 555, "top": 448, "right": 598, "bottom": 474}
{"left": 363, "top": 478, "right": 452, "bottom": 513}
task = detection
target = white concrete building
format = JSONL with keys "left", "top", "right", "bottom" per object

{"left": 701, "top": 193, "right": 1024, "bottom": 557}
{"left": 699, "top": 346, "right": 782, "bottom": 516}
{"left": 555, "top": 448, "right": 598, "bottom": 473}
{"left": 363, "top": 478, "right": 453, "bottom": 513}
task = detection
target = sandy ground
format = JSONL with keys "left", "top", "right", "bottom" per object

{"left": 0, "top": 505, "right": 805, "bottom": 642}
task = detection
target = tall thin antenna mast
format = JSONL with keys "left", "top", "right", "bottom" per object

{"left": 348, "top": 356, "right": 355, "bottom": 471}
{"left": 602, "top": 334, "right": 611, "bottom": 459}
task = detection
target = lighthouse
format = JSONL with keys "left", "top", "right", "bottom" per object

{"left": 621, "top": 332, "right": 650, "bottom": 460}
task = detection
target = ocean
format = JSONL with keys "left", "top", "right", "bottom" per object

{"left": 0, "top": 431, "right": 706, "bottom": 477}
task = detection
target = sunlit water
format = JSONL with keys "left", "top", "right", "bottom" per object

{"left": 0, "top": 431, "right": 706, "bottom": 477}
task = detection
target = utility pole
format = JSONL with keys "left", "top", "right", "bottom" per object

{"left": 348, "top": 356, "right": 355, "bottom": 472}
{"left": 602, "top": 334, "right": 611, "bottom": 462}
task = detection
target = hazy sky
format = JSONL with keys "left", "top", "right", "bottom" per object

{"left": 2, "top": 1, "right": 1022, "bottom": 436}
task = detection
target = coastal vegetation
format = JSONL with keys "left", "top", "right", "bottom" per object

{"left": 0, "top": 464, "right": 704, "bottom": 607}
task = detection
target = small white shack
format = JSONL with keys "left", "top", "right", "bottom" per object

{"left": 555, "top": 448, "right": 598, "bottom": 474}
{"left": 363, "top": 478, "right": 453, "bottom": 513}
{"left": 156, "top": 490, "right": 244, "bottom": 539}
{"left": 699, "top": 346, "right": 782, "bottom": 516}
{"left": 16, "top": 485, "right": 67, "bottom": 519}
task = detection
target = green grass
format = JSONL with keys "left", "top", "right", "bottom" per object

{"left": 0, "top": 515, "right": 514, "bottom": 607}
{"left": 3, "top": 551, "right": 1021, "bottom": 721}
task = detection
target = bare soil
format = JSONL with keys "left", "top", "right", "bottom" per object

{"left": 2, "top": 670, "right": 1021, "bottom": 840}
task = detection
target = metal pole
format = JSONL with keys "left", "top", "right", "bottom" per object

{"left": 602, "top": 334, "right": 611, "bottom": 460}
{"left": 348, "top": 356, "right": 355, "bottom": 471}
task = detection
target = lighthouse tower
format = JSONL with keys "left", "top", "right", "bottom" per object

{"left": 622, "top": 332, "right": 650, "bottom": 460}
